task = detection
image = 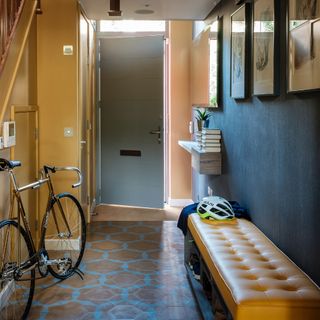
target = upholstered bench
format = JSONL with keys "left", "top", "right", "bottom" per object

{"left": 185, "top": 214, "right": 320, "bottom": 320}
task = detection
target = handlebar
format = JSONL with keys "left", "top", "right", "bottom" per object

{"left": 43, "top": 165, "right": 82, "bottom": 188}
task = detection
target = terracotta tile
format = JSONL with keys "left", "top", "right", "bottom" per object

{"left": 86, "top": 260, "right": 122, "bottom": 273}
{"left": 97, "top": 225, "right": 123, "bottom": 234}
{"left": 144, "top": 233, "right": 163, "bottom": 241}
{"left": 106, "top": 271, "right": 145, "bottom": 287}
{"left": 127, "top": 226, "right": 156, "bottom": 234}
{"left": 28, "top": 220, "right": 201, "bottom": 319}
{"left": 109, "top": 232, "right": 141, "bottom": 241}
{"left": 90, "top": 240, "right": 123, "bottom": 250}
{"left": 127, "top": 240, "right": 161, "bottom": 251}
{"left": 62, "top": 273, "right": 101, "bottom": 288}
{"left": 127, "top": 260, "right": 160, "bottom": 272}
{"left": 33, "top": 287, "right": 74, "bottom": 304}
{"left": 26, "top": 305, "right": 43, "bottom": 320}
{"left": 156, "top": 306, "right": 202, "bottom": 320}
{"left": 78, "top": 286, "right": 121, "bottom": 304}
{"left": 85, "top": 233, "right": 106, "bottom": 242}
{"left": 101, "top": 304, "right": 149, "bottom": 320}
{"left": 108, "top": 249, "right": 142, "bottom": 261}
{"left": 46, "top": 302, "right": 96, "bottom": 320}
{"left": 83, "top": 248, "right": 104, "bottom": 260}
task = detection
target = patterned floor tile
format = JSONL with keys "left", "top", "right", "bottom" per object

{"left": 27, "top": 221, "right": 201, "bottom": 320}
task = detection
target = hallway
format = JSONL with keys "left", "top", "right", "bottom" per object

{"left": 28, "top": 219, "right": 201, "bottom": 319}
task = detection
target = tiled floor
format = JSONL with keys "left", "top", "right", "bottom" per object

{"left": 28, "top": 221, "right": 201, "bottom": 320}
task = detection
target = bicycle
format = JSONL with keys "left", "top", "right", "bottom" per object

{"left": 0, "top": 158, "right": 86, "bottom": 320}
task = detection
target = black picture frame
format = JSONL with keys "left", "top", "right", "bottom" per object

{"left": 287, "top": 0, "right": 320, "bottom": 93}
{"left": 217, "top": 16, "right": 223, "bottom": 107}
{"left": 252, "top": 0, "right": 280, "bottom": 96}
{"left": 230, "top": 3, "right": 252, "bottom": 99}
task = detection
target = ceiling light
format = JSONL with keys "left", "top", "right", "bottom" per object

{"left": 108, "top": 0, "right": 122, "bottom": 16}
{"left": 134, "top": 9, "right": 154, "bottom": 15}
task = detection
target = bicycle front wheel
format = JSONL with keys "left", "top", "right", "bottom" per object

{"left": 0, "top": 220, "right": 35, "bottom": 320}
{"left": 41, "top": 193, "right": 86, "bottom": 279}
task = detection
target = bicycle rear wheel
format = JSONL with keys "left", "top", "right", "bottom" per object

{"left": 41, "top": 193, "right": 86, "bottom": 279}
{"left": 0, "top": 220, "right": 35, "bottom": 320}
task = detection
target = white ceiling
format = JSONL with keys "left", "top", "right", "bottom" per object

{"left": 80, "top": 0, "right": 221, "bottom": 21}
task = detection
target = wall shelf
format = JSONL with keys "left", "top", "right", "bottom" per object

{"left": 178, "top": 140, "right": 221, "bottom": 175}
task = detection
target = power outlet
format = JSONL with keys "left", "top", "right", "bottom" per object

{"left": 208, "top": 186, "right": 213, "bottom": 196}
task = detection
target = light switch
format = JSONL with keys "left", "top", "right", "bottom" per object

{"left": 64, "top": 127, "right": 73, "bottom": 137}
{"left": 63, "top": 45, "right": 73, "bottom": 55}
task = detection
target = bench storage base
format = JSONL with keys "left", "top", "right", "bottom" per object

{"left": 185, "top": 214, "right": 320, "bottom": 320}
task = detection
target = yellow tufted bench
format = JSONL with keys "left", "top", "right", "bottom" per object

{"left": 187, "top": 214, "right": 320, "bottom": 320}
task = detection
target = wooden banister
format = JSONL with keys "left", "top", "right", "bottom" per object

{"left": 0, "top": 0, "right": 25, "bottom": 75}
{"left": 0, "top": 0, "right": 37, "bottom": 123}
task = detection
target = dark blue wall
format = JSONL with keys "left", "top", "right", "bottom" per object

{"left": 193, "top": 0, "right": 320, "bottom": 285}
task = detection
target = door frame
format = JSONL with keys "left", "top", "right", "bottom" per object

{"left": 10, "top": 104, "right": 39, "bottom": 243}
{"left": 78, "top": 9, "right": 96, "bottom": 222}
{"left": 96, "top": 24, "right": 169, "bottom": 206}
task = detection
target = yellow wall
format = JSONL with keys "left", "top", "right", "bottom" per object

{"left": 168, "top": 21, "right": 192, "bottom": 201}
{"left": 37, "top": 0, "right": 79, "bottom": 198}
{"left": 0, "top": 14, "right": 38, "bottom": 221}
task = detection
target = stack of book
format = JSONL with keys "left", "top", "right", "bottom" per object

{"left": 200, "top": 128, "right": 221, "bottom": 152}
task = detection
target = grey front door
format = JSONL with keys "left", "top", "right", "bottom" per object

{"left": 100, "top": 36, "right": 164, "bottom": 208}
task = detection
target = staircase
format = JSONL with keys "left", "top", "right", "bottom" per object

{"left": 0, "top": 0, "right": 38, "bottom": 122}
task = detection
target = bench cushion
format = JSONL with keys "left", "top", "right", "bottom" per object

{"left": 188, "top": 214, "right": 320, "bottom": 320}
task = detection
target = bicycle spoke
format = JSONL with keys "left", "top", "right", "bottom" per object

{"left": 0, "top": 221, "right": 35, "bottom": 320}
{"left": 41, "top": 193, "right": 86, "bottom": 279}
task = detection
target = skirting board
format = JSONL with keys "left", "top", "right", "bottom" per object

{"left": 167, "top": 198, "right": 194, "bottom": 207}
{"left": 45, "top": 238, "right": 80, "bottom": 251}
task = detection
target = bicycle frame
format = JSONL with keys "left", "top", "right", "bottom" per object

{"left": 1, "top": 165, "right": 82, "bottom": 277}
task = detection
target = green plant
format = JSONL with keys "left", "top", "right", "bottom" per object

{"left": 195, "top": 108, "right": 211, "bottom": 121}
{"left": 210, "top": 95, "right": 217, "bottom": 107}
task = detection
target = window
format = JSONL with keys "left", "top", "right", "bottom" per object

{"left": 99, "top": 20, "right": 166, "bottom": 33}
{"left": 209, "top": 21, "right": 219, "bottom": 107}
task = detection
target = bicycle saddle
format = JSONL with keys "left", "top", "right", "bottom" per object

{"left": 0, "top": 158, "right": 21, "bottom": 170}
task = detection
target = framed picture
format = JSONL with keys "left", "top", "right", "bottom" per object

{"left": 253, "top": 0, "right": 279, "bottom": 95}
{"left": 231, "top": 4, "right": 251, "bottom": 99}
{"left": 288, "top": 0, "right": 320, "bottom": 92}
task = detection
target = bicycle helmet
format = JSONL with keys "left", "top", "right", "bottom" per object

{"left": 197, "top": 196, "right": 235, "bottom": 221}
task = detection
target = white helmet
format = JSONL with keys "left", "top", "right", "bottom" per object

{"left": 197, "top": 196, "right": 235, "bottom": 221}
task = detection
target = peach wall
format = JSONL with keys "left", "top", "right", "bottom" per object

{"left": 168, "top": 21, "right": 192, "bottom": 201}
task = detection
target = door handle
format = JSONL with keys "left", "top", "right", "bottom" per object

{"left": 149, "top": 126, "right": 161, "bottom": 144}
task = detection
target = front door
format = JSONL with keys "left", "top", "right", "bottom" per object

{"left": 100, "top": 36, "right": 164, "bottom": 208}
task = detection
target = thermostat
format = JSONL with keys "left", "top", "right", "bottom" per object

{"left": 3, "top": 121, "right": 16, "bottom": 148}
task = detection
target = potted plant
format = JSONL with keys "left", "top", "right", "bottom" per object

{"left": 195, "top": 108, "right": 211, "bottom": 131}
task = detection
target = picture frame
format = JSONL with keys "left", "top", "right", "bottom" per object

{"left": 253, "top": 0, "right": 279, "bottom": 96}
{"left": 288, "top": 0, "right": 320, "bottom": 92}
{"left": 230, "top": 4, "right": 251, "bottom": 99}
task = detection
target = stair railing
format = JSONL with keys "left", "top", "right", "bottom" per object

{"left": 0, "top": 0, "right": 25, "bottom": 75}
